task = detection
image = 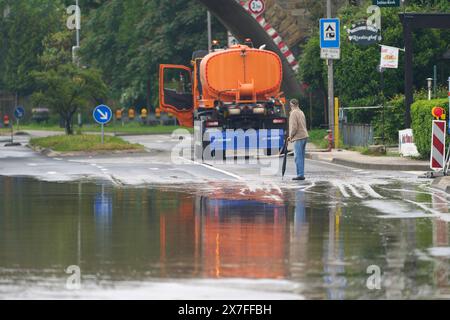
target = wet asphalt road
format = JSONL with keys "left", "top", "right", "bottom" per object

{"left": 0, "top": 132, "right": 444, "bottom": 222}
{"left": 0, "top": 132, "right": 424, "bottom": 185}
{"left": 0, "top": 133, "right": 441, "bottom": 216}
{"left": 1, "top": 133, "right": 450, "bottom": 300}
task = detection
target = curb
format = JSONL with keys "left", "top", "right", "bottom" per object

{"left": 28, "top": 145, "right": 148, "bottom": 158}
{"left": 114, "top": 132, "right": 174, "bottom": 137}
{"left": 306, "top": 153, "right": 429, "bottom": 171}
{"left": 432, "top": 177, "right": 450, "bottom": 193}
{"left": 332, "top": 158, "right": 429, "bottom": 171}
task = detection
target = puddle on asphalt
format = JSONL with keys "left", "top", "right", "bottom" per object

{"left": 0, "top": 176, "right": 449, "bottom": 300}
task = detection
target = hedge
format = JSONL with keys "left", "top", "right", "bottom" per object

{"left": 411, "top": 98, "right": 448, "bottom": 158}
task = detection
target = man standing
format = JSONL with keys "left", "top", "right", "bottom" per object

{"left": 287, "top": 99, "right": 309, "bottom": 181}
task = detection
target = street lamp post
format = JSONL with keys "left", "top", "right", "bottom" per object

{"left": 207, "top": 11, "right": 212, "bottom": 52}
{"left": 427, "top": 77, "right": 433, "bottom": 101}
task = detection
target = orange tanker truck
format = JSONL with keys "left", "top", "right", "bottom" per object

{"left": 159, "top": 40, "right": 287, "bottom": 159}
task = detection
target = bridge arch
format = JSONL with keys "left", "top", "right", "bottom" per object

{"left": 197, "top": 0, "right": 301, "bottom": 96}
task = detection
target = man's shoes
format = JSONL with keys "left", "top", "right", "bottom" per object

{"left": 292, "top": 176, "right": 306, "bottom": 181}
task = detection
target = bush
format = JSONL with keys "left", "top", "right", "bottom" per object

{"left": 411, "top": 98, "right": 448, "bottom": 158}
{"left": 373, "top": 95, "right": 405, "bottom": 145}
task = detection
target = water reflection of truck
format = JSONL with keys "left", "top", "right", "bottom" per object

{"left": 159, "top": 41, "right": 287, "bottom": 159}
{"left": 158, "top": 187, "right": 288, "bottom": 279}
{"left": 195, "top": 193, "right": 288, "bottom": 279}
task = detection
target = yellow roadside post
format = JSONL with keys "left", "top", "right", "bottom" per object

{"left": 334, "top": 97, "right": 340, "bottom": 149}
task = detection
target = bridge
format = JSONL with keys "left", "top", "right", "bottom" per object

{"left": 198, "top": 0, "right": 310, "bottom": 96}
{"left": 199, "top": 0, "right": 300, "bottom": 95}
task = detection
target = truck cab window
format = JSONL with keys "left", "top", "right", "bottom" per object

{"left": 162, "top": 67, "right": 193, "bottom": 111}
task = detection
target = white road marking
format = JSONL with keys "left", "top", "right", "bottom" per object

{"left": 333, "top": 181, "right": 350, "bottom": 198}
{"left": 361, "top": 184, "right": 384, "bottom": 199}
{"left": 333, "top": 182, "right": 382, "bottom": 199}
{"left": 401, "top": 171, "right": 427, "bottom": 176}
{"left": 302, "top": 182, "right": 316, "bottom": 192}
{"left": 179, "top": 157, "right": 243, "bottom": 181}
{"left": 402, "top": 199, "right": 441, "bottom": 216}
{"left": 345, "top": 184, "right": 364, "bottom": 199}
{"left": 380, "top": 187, "right": 448, "bottom": 202}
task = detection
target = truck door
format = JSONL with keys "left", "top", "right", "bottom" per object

{"left": 159, "top": 64, "right": 194, "bottom": 127}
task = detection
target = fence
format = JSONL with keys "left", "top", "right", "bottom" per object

{"left": 341, "top": 123, "right": 374, "bottom": 147}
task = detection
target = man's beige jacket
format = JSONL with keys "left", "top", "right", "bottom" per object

{"left": 289, "top": 108, "right": 309, "bottom": 142}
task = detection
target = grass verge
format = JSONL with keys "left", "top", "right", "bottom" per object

{"left": 18, "top": 123, "right": 192, "bottom": 135}
{"left": 350, "top": 146, "right": 401, "bottom": 157}
{"left": 30, "top": 134, "right": 144, "bottom": 153}
{"left": 308, "top": 129, "right": 328, "bottom": 149}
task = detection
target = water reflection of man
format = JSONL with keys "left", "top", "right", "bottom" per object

{"left": 295, "top": 190, "right": 306, "bottom": 234}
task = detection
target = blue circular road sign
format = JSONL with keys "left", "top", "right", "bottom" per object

{"left": 14, "top": 106, "right": 25, "bottom": 119}
{"left": 93, "top": 105, "right": 112, "bottom": 125}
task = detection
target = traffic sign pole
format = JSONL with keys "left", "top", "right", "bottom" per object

{"left": 93, "top": 105, "right": 112, "bottom": 145}
{"left": 10, "top": 115, "right": 14, "bottom": 145}
{"left": 327, "top": 0, "right": 335, "bottom": 149}
{"left": 319, "top": 8, "right": 340, "bottom": 152}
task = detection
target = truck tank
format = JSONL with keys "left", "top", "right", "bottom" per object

{"left": 199, "top": 45, "right": 283, "bottom": 103}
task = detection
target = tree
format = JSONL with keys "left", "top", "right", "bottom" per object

{"left": 32, "top": 65, "right": 107, "bottom": 134}
{"left": 297, "top": 0, "right": 450, "bottom": 126}
{"left": 80, "top": 0, "right": 227, "bottom": 109}
{"left": 0, "top": 0, "right": 63, "bottom": 96}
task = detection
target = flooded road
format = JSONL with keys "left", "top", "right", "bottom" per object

{"left": 1, "top": 176, "right": 449, "bottom": 300}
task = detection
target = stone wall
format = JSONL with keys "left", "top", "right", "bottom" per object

{"left": 242, "top": 0, "right": 348, "bottom": 54}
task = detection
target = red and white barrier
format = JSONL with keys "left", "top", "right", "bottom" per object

{"left": 239, "top": 1, "right": 299, "bottom": 72}
{"left": 431, "top": 120, "right": 446, "bottom": 171}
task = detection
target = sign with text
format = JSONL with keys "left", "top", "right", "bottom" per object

{"left": 380, "top": 45, "right": 399, "bottom": 69}
{"left": 398, "top": 129, "right": 419, "bottom": 157}
{"left": 372, "top": 0, "right": 400, "bottom": 7}
{"left": 347, "top": 21, "right": 382, "bottom": 46}
{"left": 320, "top": 48, "right": 341, "bottom": 60}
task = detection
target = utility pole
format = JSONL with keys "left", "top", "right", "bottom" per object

{"left": 75, "top": 0, "right": 82, "bottom": 128}
{"left": 76, "top": 0, "right": 80, "bottom": 57}
{"left": 207, "top": 11, "right": 212, "bottom": 52}
{"left": 327, "top": 0, "right": 335, "bottom": 146}
{"left": 433, "top": 65, "right": 437, "bottom": 98}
